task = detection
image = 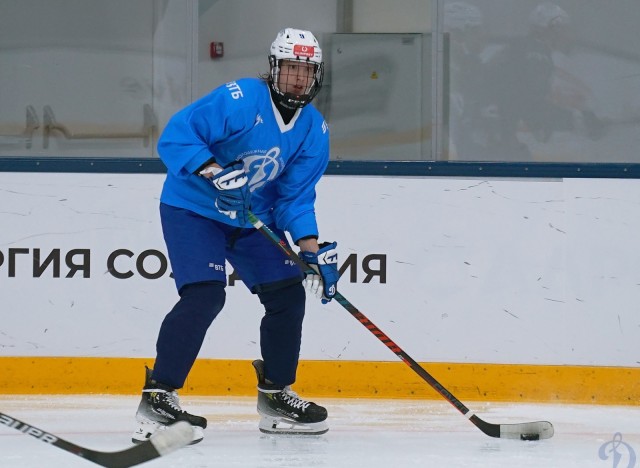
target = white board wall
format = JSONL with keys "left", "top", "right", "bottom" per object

{"left": 0, "top": 173, "right": 638, "bottom": 367}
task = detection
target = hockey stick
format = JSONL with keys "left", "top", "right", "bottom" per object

{"left": 0, "top": 412, "right": 193, "bottom": 467}
{"left": 247, "top": 211, "right": 554, "bottom": 441}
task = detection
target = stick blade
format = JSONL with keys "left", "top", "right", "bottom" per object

{"left": 150, "top": 421, "right": 195, "bottom": 456}
{"left": 499, "top": 421, "right": 554, "bottom": 440}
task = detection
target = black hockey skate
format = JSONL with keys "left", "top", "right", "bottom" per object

{"left": 132, "top": 367, "right": 206, "bottom": 444}
{"left": 252, "top": 359, "right": 328, "bottom": 435}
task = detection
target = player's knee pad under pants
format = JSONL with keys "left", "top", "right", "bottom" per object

{"left": 258, "top": 281, "right": 306, "bottom": 387}
{"left": 152, "top": 281, "right": 226, "bottom": 389}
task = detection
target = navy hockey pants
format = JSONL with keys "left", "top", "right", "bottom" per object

{"left": 152, "top": 281, "right": 306, "bottom": 389}
{"left": 151, "top": 203, "right": 307, "bottom": 389}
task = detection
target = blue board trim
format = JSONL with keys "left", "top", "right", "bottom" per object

{"left": 1, "top": 157, "right": 639, "bottom": 179}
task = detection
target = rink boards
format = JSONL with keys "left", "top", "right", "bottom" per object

{"left": 0, "top": 173, "right": 638, "bottom": 404}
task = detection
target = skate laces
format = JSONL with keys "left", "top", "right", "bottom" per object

{"left": 144, "top": 388, "right": 183, "bottom": 413}
{"left": 162, "top": 391, "right": 182, "bottom": 412}
{"left": 280, "top": 386, "right": 311, "bottom": 411}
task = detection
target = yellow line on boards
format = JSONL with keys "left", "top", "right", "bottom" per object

{"left": 0, "top": 357, "right": 637, "bottom": 405}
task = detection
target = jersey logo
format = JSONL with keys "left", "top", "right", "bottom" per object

{"left": 254, "top": 114, "right": 264, "bottom": 126}
{"left": 243, "top": 147, "right": 282, "bottom": 191}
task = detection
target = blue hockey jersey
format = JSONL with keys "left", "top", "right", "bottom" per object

{"left": 158, "top": 78, "right": 330, "bottom": 243}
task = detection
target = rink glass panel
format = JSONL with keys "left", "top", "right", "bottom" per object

{"left": 443, "top": 0, "right": 640, "bottom": 163}
{"left": 1, "top": 1, "right": 640, "bottom": 165}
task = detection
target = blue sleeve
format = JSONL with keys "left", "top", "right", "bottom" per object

{"left": 273, "top": 117, "right": 330, "bottom": 243}
{"left": 157, "top": 85, "right": 253, "bottom": 177}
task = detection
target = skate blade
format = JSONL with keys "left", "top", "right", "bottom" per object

{"left": 258, "top": 416, "right": 328, "bottom": 435}
{"left": 132, "top": 419, "right": 204, "bottom": 445}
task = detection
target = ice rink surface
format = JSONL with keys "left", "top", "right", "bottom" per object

{"left": 0, "top": 395, "right": 638, "bottom": 468}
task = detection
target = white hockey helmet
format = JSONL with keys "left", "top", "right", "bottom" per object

{"left": 268, "top": 28, "right": 324, "bottom": 109}
{"left": 529, "top": 2, "right": 570, "bottom": 29}
{"left": 444, "top": 1, "right": 483, "bottom": 32}
{"left": 271, "top": 28, "right": 323, "bottom": 64}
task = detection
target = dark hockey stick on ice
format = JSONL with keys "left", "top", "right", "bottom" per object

{"left": 0, "top": 412, "right": 193, "bottom": 467}
{"left": 247, "top": 211, "right": 554, "bottom": 441}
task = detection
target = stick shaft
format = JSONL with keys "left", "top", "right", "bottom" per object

{"left": 0, "top": 411, "right": 191, "bottom": 467}
{"left": 247, "top": 213, "right": 471, "bottom": 415}
{"left": 247, "top": 211, "right": 554, "bottom": 440}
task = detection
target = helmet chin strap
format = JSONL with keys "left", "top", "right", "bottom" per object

{"left": 269, "top": 79, "right": 311, "bottom": 109}
{"left": 279, "top": 97, "right": 301, "bottom": 110}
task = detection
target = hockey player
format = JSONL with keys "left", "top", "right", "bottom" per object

{"left": 481, "top": 3, "right": 604, "bottom": 160}
{"left": 132, "top": 28, "right": 339, "bottom": 444}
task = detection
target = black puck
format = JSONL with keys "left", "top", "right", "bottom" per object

{"left": 520, "top": 433, "right": 540, "bottom": 441}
